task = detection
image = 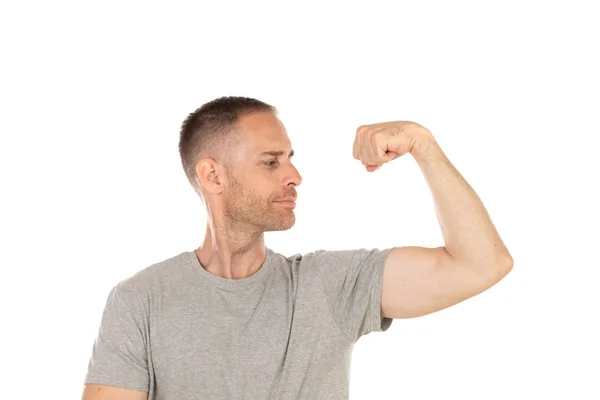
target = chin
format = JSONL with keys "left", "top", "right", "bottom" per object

{"left": 266, "top": 220, "right": 295, "bottom": 232}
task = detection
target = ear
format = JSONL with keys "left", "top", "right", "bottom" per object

{"left": 196, "top": 158, "right": 225, "bottom": 195}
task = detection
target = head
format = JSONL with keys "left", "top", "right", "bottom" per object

{"left": 179, "top": 96, "right": 302, "bottom": 232}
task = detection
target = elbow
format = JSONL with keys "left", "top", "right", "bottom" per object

{"left": 476, "top": 254, "right": 514, "bottom": 284}
{"left": 494, "top": 254, "right": 514, "bottom": 280}
{"left": 501, "top": 252, "right": 514, "bottom": 271}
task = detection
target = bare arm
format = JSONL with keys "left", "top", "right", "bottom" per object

{"left": 411, "top": 129, "right": 513, "bottom": 268}
{"left": 380, "top": 126, "right": 513, "bottom": 318}
{"left": 352, "top": 120, "right": 513, "bottom": 319}
{"left": 82, "top": 384, "right": 147, "bottom": 400}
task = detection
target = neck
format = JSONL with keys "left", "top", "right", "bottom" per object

{"left": 194, "top": 221, "right": 267, "bottom": 280}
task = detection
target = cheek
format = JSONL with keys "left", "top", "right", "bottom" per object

{"left": 253, "top": 181, "right": 273, "bottom": 202}
{"left": 235, "top": 169, "right": 273, "bottom": 197}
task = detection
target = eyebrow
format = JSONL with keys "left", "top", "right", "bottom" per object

{"left": 259, "top": 150, "right": 295, "bottom": 158}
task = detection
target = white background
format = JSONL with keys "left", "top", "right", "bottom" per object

{"left": 1, "top": 1, "right": 599, "bottom": 399}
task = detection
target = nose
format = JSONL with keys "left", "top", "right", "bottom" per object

{"left": 286, "top": 162, "right": 302, "bottom": 187}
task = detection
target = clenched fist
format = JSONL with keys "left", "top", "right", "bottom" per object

{"left": 352, "top": 121, "right": 431, "bottom": 172}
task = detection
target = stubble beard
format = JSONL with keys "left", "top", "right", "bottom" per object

{"left": 225, "top": 175, "right": 295, "bottom": 233}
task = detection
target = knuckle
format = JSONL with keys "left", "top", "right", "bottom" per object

{"left": 356, "top": 125, "right": 368, "bottom": 135}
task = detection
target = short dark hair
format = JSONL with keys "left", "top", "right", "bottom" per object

{"left": 178, "top": 96, "right": 277, "bottom": 197}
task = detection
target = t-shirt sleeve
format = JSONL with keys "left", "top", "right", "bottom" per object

{"left": 84, "top": 279, "right": 150, "bottom": 392}
{"left": 314, "top": 247, "right": 394, "bottom": 342}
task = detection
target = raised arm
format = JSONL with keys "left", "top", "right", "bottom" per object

{"left": 352, "top": 121, "right": 513, "bottom": 319}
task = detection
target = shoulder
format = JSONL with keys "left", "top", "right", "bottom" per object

{"left": 272, "top": 247, "right": 392, "bottom": 282}
{"left": 108, "top": 250, "right": 194, "bottom": 301}
{"left": 302, "top": 247, "right": 393, "bottom": 268}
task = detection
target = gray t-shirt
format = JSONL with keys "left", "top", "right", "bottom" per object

{"left": 84, "top": 246, "right": 394, "bottom": 399}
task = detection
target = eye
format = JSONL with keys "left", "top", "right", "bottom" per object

{"left": 264, "top": 160, "right": 278, "bottom": 167}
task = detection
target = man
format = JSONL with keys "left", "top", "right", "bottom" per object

{"left": 82, "top": 96, "right": 513, "bottom": 399}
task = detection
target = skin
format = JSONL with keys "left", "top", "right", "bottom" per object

{"left": 194, "top": 111, "right": 303, "bottom": 280}
{"left": 352, "top": 121, "right": 513, "bottom": 318}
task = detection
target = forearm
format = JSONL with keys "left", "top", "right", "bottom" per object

{"left": 409, "top": 129, "right": 513, "bottom": 270}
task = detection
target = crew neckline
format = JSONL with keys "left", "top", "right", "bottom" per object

{"left": 186, "top": 247, "right": 273, "bottom": 288}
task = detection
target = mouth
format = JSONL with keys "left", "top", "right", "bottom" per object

{"left": 274, "top": 196, "right": 297, "bottom": 202}
{"left": 274, "top": 200, "right": 296, "bottom": 207}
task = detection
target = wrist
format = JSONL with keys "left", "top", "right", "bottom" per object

{"left": 409, "top": 127, "right": 439, "bottom": 158}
